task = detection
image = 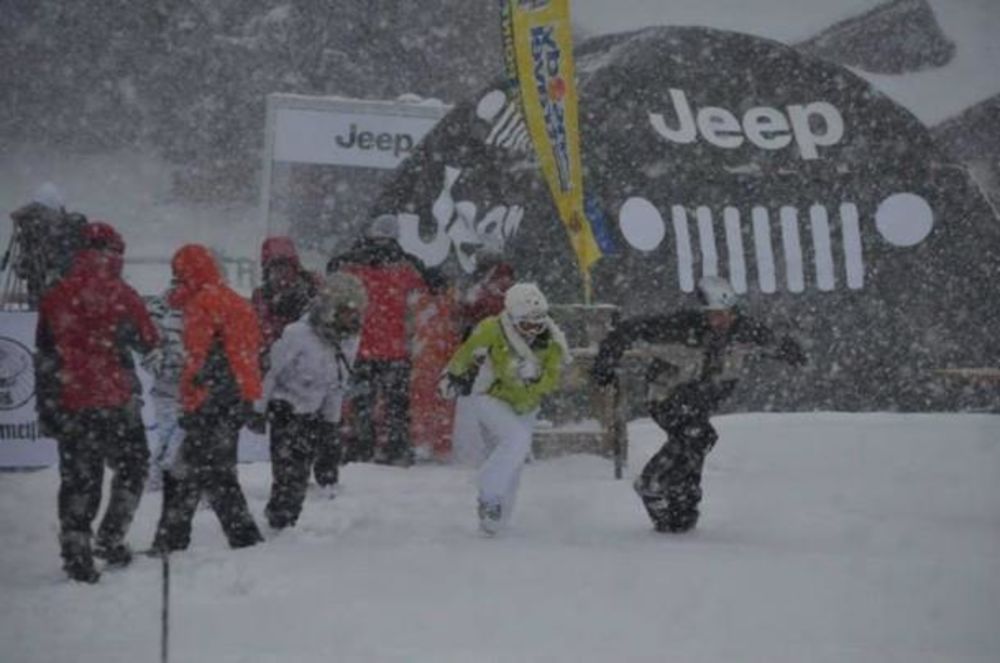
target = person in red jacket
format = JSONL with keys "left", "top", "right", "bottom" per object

{"left": 251, "top": 236, "right": 320, "bottom": 363}
{"left": 36, "top": 221, "right": 160, "bottom": 582}
{"left": 327, "top": 214, "right": 446, "bottom": 466}
{"left": 150, "top": 244, "right": 264, "bottom": 553}
{"left": 455, "top": 240, "right": 515, "bottom": 340}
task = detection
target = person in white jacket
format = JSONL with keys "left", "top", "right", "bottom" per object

{"left": 257, "top": 273, "right": 367, "bottom": 530}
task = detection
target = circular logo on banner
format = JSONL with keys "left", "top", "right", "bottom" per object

{"left": 0, "top": 337, "right": 34, "bottom": 411}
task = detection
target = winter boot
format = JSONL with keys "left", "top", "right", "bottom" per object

{"left": 227, "top": 521, "right": 265, "bottom": 549}
{"left": 63, "top": 546, "right": 100, "bottom": 583}
{"left": 477, "top": 500, "right": 503, "bottom": 536}
{"left": 265, "top": 509, "right": 293, "bottom": 531}
{"left": 149, "top": 525, "right": 191, "bottom": 555}
{"left": 655, "top": 508, "right": 699, "bottom": 533}
{"left": 94, "top": 541, "right": 134, "bottom": 567}
{"left": 313, "top": 456, "right": 339, "bottom": 488}
{"left": 65, "top": 558, "right": 101, "bottom": 584}
{"left": 389, "top": 447, "right": 415, "bottom": 468}
{"left": 61, "top": 532, "right": 100, "bottom": 583}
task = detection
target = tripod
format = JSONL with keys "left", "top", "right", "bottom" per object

{"left": 0, "top": 224, "right": 30, "bottom": 311}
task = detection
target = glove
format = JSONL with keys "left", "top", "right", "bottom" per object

{"left": 517, "top": 359, "right": 540, "bottom": 382}
{"left": 177, "top": 413, "right": 194, "bottom": 431}
{"left": 777, "top": 336, "right": 807, "bottom": 367}
{"left": 437, "top": 372, "right": 460, "bottom": 400}
{"left": 591, "top": 363, "right": 616, "bottom": 387}
{"left": 38, "top": 411, "right": 63, "bottom": 438}
{"left": 245, "top": 411, "right": 267, "bottom": 435}
{"left": 125, "top": 395, "right": 145, "bottom": 428}
{"left": 141, "top": 348, "right": 165, "bottom": 377}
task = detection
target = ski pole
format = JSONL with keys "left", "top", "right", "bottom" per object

{"left": 612, "top": 378, "right": 624, "bottom": 480}
{"left": 161, "top": 551, "right": 170, "bottom": 663}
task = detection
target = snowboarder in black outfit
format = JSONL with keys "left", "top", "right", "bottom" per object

{"left": 592, "top": 276, "right": 807, "bottom": 533}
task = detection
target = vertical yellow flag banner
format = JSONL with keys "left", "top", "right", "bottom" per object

{"left": 500, "top": 0, "right": 602, "bottom": 296}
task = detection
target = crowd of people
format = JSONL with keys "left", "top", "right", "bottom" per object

{"left": 8, "top": 184, "right": 806, "bottom": 583}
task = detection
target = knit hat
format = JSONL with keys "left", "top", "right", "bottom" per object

{"left": 82, "top": 221, "right": 125, "bottom": 254}
{"left": 309, "top": 273, "right": 368, "bottom": 342}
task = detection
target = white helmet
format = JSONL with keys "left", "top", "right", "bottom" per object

{"left": 504, "top": 282, "right": 548, "bottom": 321}
{"left": 697, "top": 275, "right": 738, "bottom": 310}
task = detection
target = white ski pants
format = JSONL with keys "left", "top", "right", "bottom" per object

{"left": 451, "top": 395, "right": 492, "bottom": 467}
{"left": 466, "top": 395, "right": 537, "bottom": 526}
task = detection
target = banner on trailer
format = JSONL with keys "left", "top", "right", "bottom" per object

{"left": 500, "top": 0, "right": 601, "bottom": 277}
{"left": 373, "top": 26, "right": 1000, "bottom": 412}
{"left": 270, "top": 98, "right": 447, "bottom": 170}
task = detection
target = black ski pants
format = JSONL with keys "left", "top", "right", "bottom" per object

{"left": 636, "top": 383, "right": 725, "bottom": 532}
{"left": 153, "top": 407, "right": 262, "bottom": 550}
{"left": 351, "top": 359, "right": 411, "bottom": 463}
{"left": 56, "top": 407, "right": 149, "bottom": 565}
{"left": 265, "top": 401, "right": 338, "bottom": 529}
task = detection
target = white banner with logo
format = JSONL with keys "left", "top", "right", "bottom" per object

{"left": 268, "top": 94, "right": 451, "bottom": 170}
{"left": 0, "top": 312, "right": 269, "bottom": 468}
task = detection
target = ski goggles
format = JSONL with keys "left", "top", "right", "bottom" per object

{"left": 515, "top": 317, "right": 546, "bottom": 336}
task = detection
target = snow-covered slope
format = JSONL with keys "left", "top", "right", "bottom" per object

{"left": 1, "top": 413, "right": 998, "bottom": 663}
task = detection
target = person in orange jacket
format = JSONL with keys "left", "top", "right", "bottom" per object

{"left": 150, "top": 244, "right": 264, "bottom": 552}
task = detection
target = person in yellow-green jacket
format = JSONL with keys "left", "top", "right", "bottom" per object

{"left": 438, "top": 282, "right": 571, "bottom": 535}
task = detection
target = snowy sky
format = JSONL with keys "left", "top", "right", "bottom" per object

{"left": 573, "top": 0, "right": 885, "bottom": 42}
{"left": 573, "top": 0, "right": 1000, "bottom": 125}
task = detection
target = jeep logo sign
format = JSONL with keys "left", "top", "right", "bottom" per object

{"left": 272, "top": 105, "right": 441, "bottom": 169}
{"left": 650, "top": 89, "right": 845, "bottom": 160}
{"left": 334, "top": 124, "right": 414, "bottom": 159}
{"left": 376, "top": 26, "right": 1000, "bottom": 412}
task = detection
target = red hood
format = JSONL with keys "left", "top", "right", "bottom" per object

{"left": 170, "top": 244, "right": 222, "bottom": 309}
{"left": 261, "top": 236, "right": 301, "bottom": 269}
{"left": 83, "top": 221, "right": 126, "bottom": 254}
{"left": 67, "top": 248, "right": 120, "bottom": 281}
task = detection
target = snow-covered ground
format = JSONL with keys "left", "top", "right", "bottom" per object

{"left": 1, "top": 413, "right": 998, "bottom": 663}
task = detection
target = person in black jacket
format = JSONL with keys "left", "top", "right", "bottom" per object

{"left": 592, "top": 276, "right": 807, "bottom": 533}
